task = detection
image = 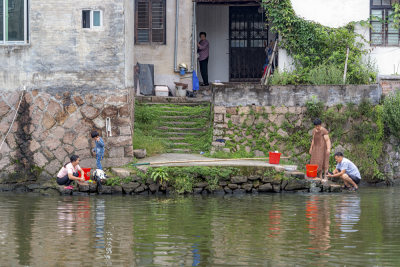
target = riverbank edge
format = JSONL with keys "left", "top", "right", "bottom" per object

{"left": 0, "top": 165, "right": 349, "bottom": 196}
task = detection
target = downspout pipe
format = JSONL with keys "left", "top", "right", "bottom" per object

{"left": 173, "top": 0, "right": 179, "bottom": 72}
{"left": 174, "top": 0, "right": 196, "bottom": 73}
{"left": 190, "top": 2, "right": 196, "bottom": 72}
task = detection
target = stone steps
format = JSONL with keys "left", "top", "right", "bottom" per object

{"left": 135, "top": 101, "right": 211, "bottom": 153}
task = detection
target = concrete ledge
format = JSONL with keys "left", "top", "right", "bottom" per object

{"left": 213, "top": 84, "right": 381, "bottom": 107}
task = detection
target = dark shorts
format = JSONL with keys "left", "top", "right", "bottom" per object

{"left": 338, "top": 169, "right": 361, "bottom": 184}
{"left": 349, "top": 175, "right": 361, "bottom": 185}
{"left": 56, "top": 172, "right": 79, "bottom": 185}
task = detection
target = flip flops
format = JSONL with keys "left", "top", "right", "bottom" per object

{"left": 64, "top": 185, "right": 74, "bottom": 190}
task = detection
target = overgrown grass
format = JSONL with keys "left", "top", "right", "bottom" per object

{"left": 133, "top": 128, "right": 167, "bottom": 156}
{"left": 308, "top": 63, "right": 343, "bottom": 85}
{"left": 269, "top": 61, "right": 376, "bottom": 85}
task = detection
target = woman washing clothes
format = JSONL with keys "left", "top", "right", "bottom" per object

{"left": 56, "top": 155, "right": 85, "bottom": 189}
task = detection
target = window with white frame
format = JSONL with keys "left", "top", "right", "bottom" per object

{"left": 0, "top": 0, "right": 29, "bottom": 44}
{"left": 82, "top": 10, "right": 102, "bottom": 29}
{"left": 370, "top": 0, "right": 399, "bottom": 46}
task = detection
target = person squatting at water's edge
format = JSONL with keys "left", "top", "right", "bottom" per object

{"left": 56, "top": 155, "right": 85, "bottom": 190}
{"left": 327, "top": 152, "right": 362, "bottom": 191}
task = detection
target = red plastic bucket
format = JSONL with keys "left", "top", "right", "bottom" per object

{"left": 82, "top": 168, "right": 91, "bottom": 181}
{"left": 269, "top": 152, "right": 281, "bottom": 164}
{"left": 306, "top": 164, "right": 318, "bottom": 178}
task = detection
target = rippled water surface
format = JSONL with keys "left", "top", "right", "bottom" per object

{"left": 1, "top": 187, "right": 400, "bottom": 266}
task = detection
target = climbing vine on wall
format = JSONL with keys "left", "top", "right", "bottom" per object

{"left": 262, "top": 0, "right": 377, "bottom": 84}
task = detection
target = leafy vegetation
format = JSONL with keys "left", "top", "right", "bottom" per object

{"left": 262, "top": 0, "right": 377, "bottom": 85}
{"left": 149, "top": 167, "right": 169, "bottom": 184}
{"left": 104, "top": 176, "right": 132, "bottom": 186}
{"left": 383, "top": 91, "right": 400, "bottom": 140}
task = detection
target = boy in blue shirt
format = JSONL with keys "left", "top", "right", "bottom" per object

{"left": 91, "top": 131, "right": 105, "bottom": 170}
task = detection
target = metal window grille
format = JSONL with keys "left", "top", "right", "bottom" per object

{"left": 135, "top": 0, "right": 166, "bottom": 44}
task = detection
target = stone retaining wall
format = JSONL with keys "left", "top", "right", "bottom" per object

{"left": 211, "top": 83, "right": 400, "bottom": 183}
{"left": 0, "top": 88, "right": 134, "bottom": 182}
{"left": 212, "top": 104, "right": 309, "bottom": 156}
{"left": 382, "top": 136, "right": 400, "bottom": 184}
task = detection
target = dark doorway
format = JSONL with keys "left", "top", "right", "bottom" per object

{"left": 229, "top": 6, "right": 269, "bottom": 82}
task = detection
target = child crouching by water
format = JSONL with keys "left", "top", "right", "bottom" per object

{"left": 56, "top": 155, "right": 85, "bottom": 189}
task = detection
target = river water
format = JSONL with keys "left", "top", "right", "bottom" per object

{"left": 1, "top": 187, "right": 400, "bottom": 266}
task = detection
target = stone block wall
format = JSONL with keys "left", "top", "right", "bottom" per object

{"left": 382, "top": 136, "right": 400, "bottom": 184}
{"left": 0, "top": 88, "right": 134, "bottom": 181}
{"left": 379, "top": 76, "right": 400, "bottom": 96}
{"left": 212, "top": 105, "right": 308, "bottom": 157}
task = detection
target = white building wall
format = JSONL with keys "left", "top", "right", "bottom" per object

{"left": 196, "top": 5, "right": 229, "bottom": 83}
{"left": 134, "top": 0, "right": 193, "bottom": 91}
{"left": 0, "top": 0, "right": 131, "bottom": 92}
{"left": 278, "top": 0, "right": 400, "bottom": 75}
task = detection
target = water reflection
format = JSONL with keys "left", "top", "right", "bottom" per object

{"left": 0, "top": 189, "right": 397, "bottom": 266}
{"left": 268, "top": 204, "right": 282, "bottom": 238}
{"left": 335, "top": 195, "right": 361, "bottom": 238}
{"left": 14, "top": 196, "right": 38, "bottom": 266}
{"left": 306, "top": 195, "right": 331, "bottom": 251}
{"left": 95, "top": 198, "right": 105, "bottom": 249}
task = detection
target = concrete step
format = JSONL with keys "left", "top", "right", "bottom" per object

{"left": 160, "top": 121, "right": 198, "bottom": 125}
{"left": 158, "top": 126, "right": 206, "bottom": 131}
{"left": 170, "top": 142, "right": 193, "bottom": 146}
{"left": 161, "top": 110, "right": 186, "bottom": 114}
{"left": 144, "top": 102, "right": 209, "bottom": 106}
{"left": 160, "top": 115, "right": 191, "bottom": 119}
{"left": 167, "top": 137, "right": 185, "bottom": 141}
{"left": 164, "top": 132, "right": 202, "bottom": 136}
{"left": 168, "top": 148, "right": 193, "bottom": 153}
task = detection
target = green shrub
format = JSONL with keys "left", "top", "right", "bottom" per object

{"left": 149, "top": 167, "right": 169, "bottom": 184}
{"left": 305, "top": 96, "right": 324, "bottom": 120}
{"left": 173, "top": 175, "right": 194, "bottom": 194}
{"left": 308, "top": 64, "right": 343, "bottom": 85}
{"left": 263, "top": 0, "right": 377, "bottom": 85}
{"left": 105, "top": 177, "right": 122, "bottom": 186}
{"left": 383, "top": 90, "right": 400, "bottom": 139}
{"left": 269, "top": 69, "right": 306, "bottom": 85}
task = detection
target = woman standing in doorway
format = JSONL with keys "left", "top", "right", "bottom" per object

{"left": 197, "top": 32, "right": 209, "bottom": 86}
